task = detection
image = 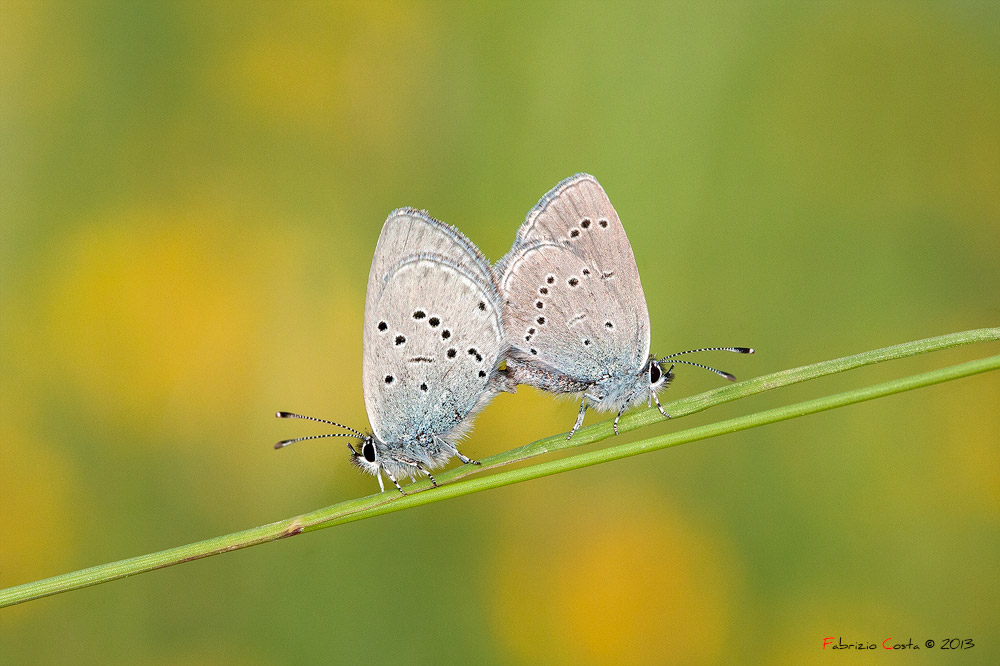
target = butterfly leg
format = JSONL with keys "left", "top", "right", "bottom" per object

{"left": 455, "top": 451, "right": 481, "bottom": 466}
{"left": 437, "top": 437, "right": 481, "bottom": 466}
{"left": 375, "top": 470, "right": 386, "bottom": 493}
{"left": 413, "top": 462, "right": 438, "bottom": 487}
{"left": 383, "top": 468, "right": 406, "bottom": 495}
{"left": 613, "top": 406, "right": 627, "bottom": 435}
{"left": 651, "top": 390, "right": 671, "bottom": 419}
{"left": 568, "top": 397, "right": 590, "bottom": 440}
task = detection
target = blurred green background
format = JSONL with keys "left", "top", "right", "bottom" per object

{"left": 2, "top": 2, "right": 998, "bottom": 664}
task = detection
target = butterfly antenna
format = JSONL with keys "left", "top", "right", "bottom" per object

{"left": 657, "top": 347, "right": 755, "bottom": 382}
{"left": 665, "top": 358, "right": 738, "bottom": 381}
{"left": 274, "top": 411, "right": 367, "bottom": 449}
{"left": 274, "top": 432, "right": 364, "bottom": 449}
{"left": 659, "top": 346, "right": 754, "bottom": 360}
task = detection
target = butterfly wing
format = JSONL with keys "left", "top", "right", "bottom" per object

{"left": 369, "top": 207, "right": 496, "bottom": 301}
{"left": 363, "top": 210, "right": 506, "bottom": 447}
{"left": 496, "top": 174, "right": 651, "bottom": 385}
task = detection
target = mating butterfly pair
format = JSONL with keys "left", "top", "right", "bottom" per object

{"left": 277, "top": 174, "right": 752, "bottom": 494}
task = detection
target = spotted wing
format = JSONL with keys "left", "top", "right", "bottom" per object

{"left": 362, "top": 210, "right": 505, "bottom": 446}
{"left": 496, "top": 174, "right": 650, "bottom": 383}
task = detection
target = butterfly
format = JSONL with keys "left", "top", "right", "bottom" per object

{"left": 277, "top": 208, "right": 512, "bottom": 493}
{"left": 495, "top": 174, "right": 752, "bottom": 439}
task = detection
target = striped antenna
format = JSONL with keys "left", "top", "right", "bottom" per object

{"left": 656, "top": 346, "right": 754, "bottom": 382}
{"left": 274, "top": 411, "right": 366, "bottom": 449}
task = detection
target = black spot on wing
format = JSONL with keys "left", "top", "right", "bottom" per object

{"left": 409, "top": 356, "right": 434, "bottom": 363}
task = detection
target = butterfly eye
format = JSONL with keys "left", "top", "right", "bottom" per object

{"left": 649, "top": 362, "right": 662, "bottom": 384}
{"left": 362, "top": 442, "right": 377, "bottom": 463}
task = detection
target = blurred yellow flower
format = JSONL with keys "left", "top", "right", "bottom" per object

{"left": 23, "top": 209, "right": 276, "bottom": 441}
{"left": 491, "top": 486, "right": 739, "bottom": 665}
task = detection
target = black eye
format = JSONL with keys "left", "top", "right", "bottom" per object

{"left": 649, "top": 363, "right": 662, "bottom": 384}
{"left": 362, "top": 442, "right": 376, "bottom": 463}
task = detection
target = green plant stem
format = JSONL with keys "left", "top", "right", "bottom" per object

{"left": 433, "top": 327, "right": 1000, "bottom": 482}
{"left": 1, "top": 328, "right": 997, "bottom": 608}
